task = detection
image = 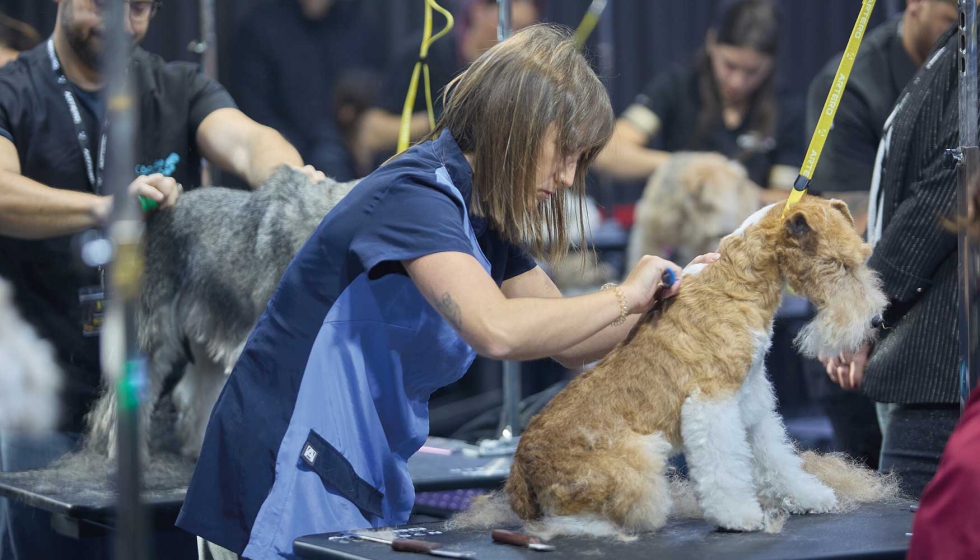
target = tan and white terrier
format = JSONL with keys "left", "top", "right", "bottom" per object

{"left": 505, "top": 196, "right": 888, "bottom": 534}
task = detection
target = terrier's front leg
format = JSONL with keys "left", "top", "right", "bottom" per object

{"left": 739, "top": 368, "right": 837, "bottom": 514}
{"left": 681, "top": 390, "right": 764, "bottom": 531}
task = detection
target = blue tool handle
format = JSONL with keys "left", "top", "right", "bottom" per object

{"left": 662, "top": 268, "right": 677, "bottom": 287}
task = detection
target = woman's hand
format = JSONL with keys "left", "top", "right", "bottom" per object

{"left": 620, "top": 255, "right": 684, "bottom": 314}
{"left": 687, "top": 252, "right": 721, "bottom": 267}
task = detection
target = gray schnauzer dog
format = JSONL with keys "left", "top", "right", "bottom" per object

{"left": 85, "top": 167, "right": 358, "bottom": 460}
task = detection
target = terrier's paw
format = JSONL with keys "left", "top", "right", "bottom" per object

{"left": 706, "top": 502, "right": 765, "bottom": 532}
{"left": 783, "top": 480, "right": 837, "bottom": 514}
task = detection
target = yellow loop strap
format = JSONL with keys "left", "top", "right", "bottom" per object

{"left": 397, "top": 0, "right": 455, "bottom": 153}
{"left": 573, "top": 0, "right": 608, "bottom": 49}
{"left": 783, "top": 0, "right": 877, "bottom": 218}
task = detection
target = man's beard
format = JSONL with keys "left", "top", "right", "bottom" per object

{"left": 62, "top": 0, "right": 137, "bottom": 72}
{"left": 65, "top": 26, "right": 102, "bottom": 71}
{"left": 62, "top": 0, "right": 103, "bottom": 70}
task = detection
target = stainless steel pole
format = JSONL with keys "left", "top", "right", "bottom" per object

{"left": 199, "top": 0, "right": 218, "bottom": 80}
{"left": 956, "top": 0, "right": 980, "bottom": 411}
{"left": 595, "top": 0, "right": 616, "bottom": 214}
{"left": 190, "top": 0, "right": 218, "bottom": 185}
{"left": 103, "top": 0, "right": 148, "bottom": 558}
{"left": 497, "top": 0, "right": 523, "bottom": 441}
{"left": 498, "top": 0, "right": 512, "bottom": 42}
{"left": 188, "top": 0, "right": 218, "bottom": 77}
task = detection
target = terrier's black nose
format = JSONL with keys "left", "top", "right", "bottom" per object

{"left": 871, "top": 315, "right": 885, "bottom": 329}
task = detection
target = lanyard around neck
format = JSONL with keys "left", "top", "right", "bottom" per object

{"left": 47, "top": 38, "right": 109, "bottom": 194}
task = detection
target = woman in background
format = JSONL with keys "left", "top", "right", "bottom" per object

{"left": 594, "top": 0, "right": 802, "bottom": 203}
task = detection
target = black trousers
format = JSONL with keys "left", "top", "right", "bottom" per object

{"left": 876, "top": 403, "right": 960, "bottom": 499}
{"left": 822, "top": 390, "right": 882, "bottom": 470}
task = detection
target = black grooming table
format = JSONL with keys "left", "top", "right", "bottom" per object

{"left": 0, "top": 454, "right": 197, "bottom": 538}
{"left": 0, "top": 437, "right": 511, "bottom": 537}
{"left": 294, "top": 503, "right": 914, "bottom": 560}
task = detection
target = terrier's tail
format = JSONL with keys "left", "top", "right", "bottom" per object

{"left": 504, "top": 458, "right": 542, "bottom": 520}
{"left": 446, "top": 459, "right": 540, "bottom": 532}
{"left": 800, "top": 451, "right": 905, "bottom": 511}
{"left": 445, "top": 491, "right": 519, "bottom": 531}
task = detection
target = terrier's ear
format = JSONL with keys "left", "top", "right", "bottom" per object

{"left": 784, "top": 210, "right": 811, "bottom": 238}
{"left": 828, "top": 199, "right": 854, "bottom": 226}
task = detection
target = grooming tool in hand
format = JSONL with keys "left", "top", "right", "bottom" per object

{"left": 491, "top": 529, "right": 556, "bottom": 552}
{"left": 661, "top": 268, "right": 677, "bottom": 288}
{"left": 346, "top": 533, "right": 476, "bottom": 558}
{"left": 138, "top": 195, "right": 159, "bottom": 212}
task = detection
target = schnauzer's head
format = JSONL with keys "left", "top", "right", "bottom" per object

{"left": 774, "top": 196, "right": 887, "bottom": 359}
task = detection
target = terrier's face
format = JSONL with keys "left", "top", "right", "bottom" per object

{"left": 775, "top": 197, "right": 888, "bottom": 359}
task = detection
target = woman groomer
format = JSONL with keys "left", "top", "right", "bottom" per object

{"left": 594, "top": 0, "right": 803, "bottom": 202}
{"left": 177, "top": 25, "right": 717, "bottom": 560}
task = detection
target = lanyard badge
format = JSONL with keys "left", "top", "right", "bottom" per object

{"left": 79, "top": 267, "right": 106, "bottom": 337}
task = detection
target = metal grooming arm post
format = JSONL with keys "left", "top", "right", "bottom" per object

{"left": 955, "top": 0, "right": 980, "bottom": 411}
{"left": 489, "top": 0, "right": 524, "bottom": 454}
{"left": 190, "top": 0, "right": 218, "bottom": 186}
{"left": 101, "top": 0, "right": 149, "bottom": 558}
{"left": 497, "top": 0, "right": 522, "bottom": 443}
{"left": 192, "top": 0, "right": 218, "bottom": 79}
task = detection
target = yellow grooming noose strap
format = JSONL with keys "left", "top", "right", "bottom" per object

{"left": 397, "top": 0, "right": 455, "bottom": 154}
{"left": 573, "top": 0, "right": 608, "bottom": 48}
{"left": 782, "top": 0, "right": 877, "bottom": 218}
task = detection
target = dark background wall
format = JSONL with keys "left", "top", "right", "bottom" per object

{"left": 2, "top": 0, "right": 902, "bottom": 115}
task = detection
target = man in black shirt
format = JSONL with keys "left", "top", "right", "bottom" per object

{"left": 356, "top": 0, "right": 538, "bottom": 165}
{"left": 806, "top": 0, "right": 957, "bottom": 218}
{"left": 0, "top": 1, "right": 320, "bottom": 557}
{"left": 805, "top": 0, "right": 956, "bottom": 472}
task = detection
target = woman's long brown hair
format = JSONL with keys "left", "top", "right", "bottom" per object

{"left": 692, "top": 0, "right": 779, "bottom": 158}
{"left": 424, "top": 24, "right": 614, "bottom": 263}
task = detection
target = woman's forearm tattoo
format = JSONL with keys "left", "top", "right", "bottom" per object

{"left": 437, "top": 292, "right": 463, "bottom": 331}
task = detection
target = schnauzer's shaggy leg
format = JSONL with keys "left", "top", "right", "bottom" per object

{"left": 85, "top": 347, "right": 170, "bottom": 462}
{"left": 739, "top": 367, "right": 837, "bottom": 514}
{"left": 681, "top": 391, "right": 764, "bottom": 531}
{"left": 173, "top": 342, "right": 229, "bottom": 460}
{"left": 84, "top": 382, "right": 118, "bottom": 457}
